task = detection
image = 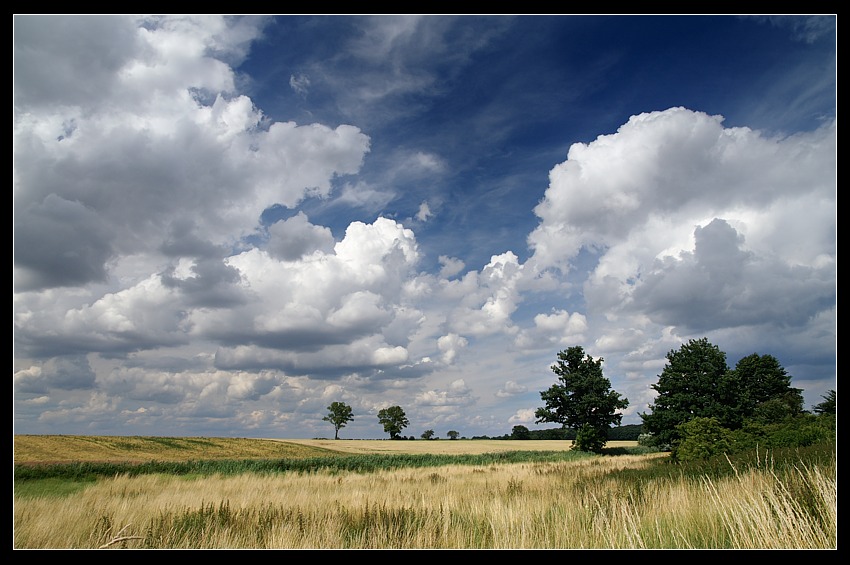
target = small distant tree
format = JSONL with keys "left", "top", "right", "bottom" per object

{"left": 447, "top": 430, "right": 459, "bottom": 440}
{"left": 536, "top": 346, "right": 629, "bottom": 453}
{"left": 377, "top": 405, "right": 409, "bottom": 439}
{"left": 421, "top": 429, "right": 435, "bottom": 440}
{"left": 511, "top": 425, "right": 531, "bottom": 440}
{"left": 322, "top": 401, "right": 354, "bottom": 440}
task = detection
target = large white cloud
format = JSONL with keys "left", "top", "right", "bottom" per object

{"left": 529, "top": 107, "right": 836, "bottom": 273}
{"left": 529, "top": 107, "right": 835, "bottom": 337}
{"left": 13, "top": 15, "right": 370, "bottom": 292}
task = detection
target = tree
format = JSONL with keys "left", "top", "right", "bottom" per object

{"left": 322, "top": 401, "right": 354, "bottom": 440}
{"left": 535, "top": 346, "right": 629, "bottom": 453}
{"left": 640, "top": 339, "right": 804, "bottom": 450}
{"left": 673, "top": 417, "right": 732, "bottom": 462}
{"left": 729, "top": 353, "right": 803, "bottom": 426}
{"left": 813, "top": 389, "right": 836, "bottom": 415}
{"left": 749, "top": 393, "right": 805, "bottom": 424}
{"left": 510, "top": 425, "right": 530, "bottom": 440}
{"left": 640, "top": 338, "right": 730, "bottom": 449}
{"left": 446, "top": 430, "right": 459, "bottom": 440}
{"left": 377, "top": 405, "right": 409, "bottom": 439}
{"left": 421, "top": 429, "right": 435, "bottom": 440}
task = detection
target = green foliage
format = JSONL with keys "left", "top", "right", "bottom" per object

{"left": 671, "top": 410, "right": 835, "bottom": 462}
{"left": 610, "top": 440, "right": 833, "bottom": 486}
{"left": 640, "top": 338, "right": 730, "bottom": 448}
{"left": 636, "top": 433, "right": 654, "bottom": 447}
{"left": 639, "top": 339, "right": 808, "bottom": 451}
{"left": 510, "top": 425, "right": 530, "bottom": 440}
{"left": 728, "top": 353, "right": 803, "bottom": 427}
{"left": 446, "top": 430, "right": 459, "bottom": 440}
{"left": 421, "top": 429, "right": 435, "bottom": 440}
{"left": 573, "top": 424, "right": 608, "bottom": 453}
{"left": 377, "top": 405, "right": 409, "bottom": 439}
{"left": 813, "top": 389, "right": 836, "bottom": 415}
{"left": 606, "top": 424, "right": 643, "bottom": 440}
{"left": 752, "top": 413, "right": 836, "bottom": 448}
{"left": 671, "top": 417, "right": 732, "bottom": 462}
{"left": 749, "top": 393, "right": 804, "bottom": 424}
{"left": 322, "top": 402, "right": 354, "bottom": 440}
{"left": 535, "top": 346, "right": 629, "bottom": 453}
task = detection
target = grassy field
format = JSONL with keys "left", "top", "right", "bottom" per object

{"left": 14, "top": 435, "right": 636, "bottom": 464}
{"left": 13, "top": 435, "right": 835, "bottom": 549}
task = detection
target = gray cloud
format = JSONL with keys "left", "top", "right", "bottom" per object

{"left": 14, "top": 194, "right": 114, "bottom": 290}
{"left": 630, "top": 219, "right": 835, "bottom": 333}
{"left": 266, "top": 212, "right": 335, "bottom": 261}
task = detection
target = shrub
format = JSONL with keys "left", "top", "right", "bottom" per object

{"left": 672, "top": 417, "right": 732, "bottom": 462}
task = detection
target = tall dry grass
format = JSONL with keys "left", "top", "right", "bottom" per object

{"left": 14, "top": 451, "right": 835, "bottom": 549}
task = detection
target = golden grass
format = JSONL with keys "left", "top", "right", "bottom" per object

{"left": 14, "top": 452, "right": 835, "bottom": 549}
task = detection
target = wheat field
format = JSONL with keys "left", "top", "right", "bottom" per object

{"left": 13, "top": 436, "right": 835, "bottom": 549}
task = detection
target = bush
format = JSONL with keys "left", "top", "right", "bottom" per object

{"left": 672, "top": 417, "right": 732, "bottom": 462}
{"left": 573, "top": 424, "right": 607, "bottom": 453}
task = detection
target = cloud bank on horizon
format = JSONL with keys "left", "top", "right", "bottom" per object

{"left": 13, "top": 15, "right": 836, "bottom": 439}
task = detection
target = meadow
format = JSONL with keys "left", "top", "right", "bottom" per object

{"left": 13, "top": 435, "right": 836, "bottom": 550}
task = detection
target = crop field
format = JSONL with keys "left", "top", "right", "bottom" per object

{"left": 283, "top": 438, "right": 624, "bottom": 455}
{"left": 13, "top": 435, "right": 835, "bottom": 550}
{"left": 13, "top": 434, "right": 641, "bottom": 464}
{"left": 14, "top": 434, "right": 340, "bottom": 464}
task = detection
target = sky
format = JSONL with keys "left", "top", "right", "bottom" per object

{"left": 13, "top": 15, "right": 836, "bottom": 440}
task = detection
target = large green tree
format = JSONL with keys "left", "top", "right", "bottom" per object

{"left": 322, "top": 401, "right": 354, "bottom": 440}
{"left": 729, "top": 353, "right": 803, "bottom": 426}
{"left": 640, "top": 339, "right": 804, "bottom": 449}
{"left": 535, "top": 346, "right": 629, "bottom": 453}
{"left": 640, "top": 338, "right": 730, "bottom": 448}
{"left": 377, "top": 405, "right": 409, "bottom": 439}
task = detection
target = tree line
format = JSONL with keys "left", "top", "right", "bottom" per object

{"left": 480, "top": 423, "right": 644, "bottom": 441}
{"left": 532, "top": 338, "right": 834, "bottom": 459}
{"left": 321, "top": 337, "right": 835, "bottom": 460}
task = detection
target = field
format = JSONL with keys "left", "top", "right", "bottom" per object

{"left": 14, "top": 434, "right": 637, "bottom": 464}
{"left": 12, "top": 435, "right": 613, "bottom": 464}
{"left": 14, "top": 434, "right": 338, "bottom": 464}
{"left": 13, "top": 435, "right": 836, "bottom": 550}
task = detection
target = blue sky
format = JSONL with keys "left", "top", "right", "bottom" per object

{"left": 13, "top": 15, "right": 836, "bottom": 439}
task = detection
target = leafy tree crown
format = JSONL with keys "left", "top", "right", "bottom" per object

{"left": 377, "top": 405, "right": 409, "bottom": 439}
{"left": 535, "top": 346, "right": 628, "bottom": 452}
{"left": 322, "top": 401, "right": 354, "bottom": 440}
